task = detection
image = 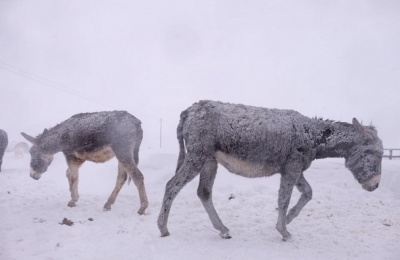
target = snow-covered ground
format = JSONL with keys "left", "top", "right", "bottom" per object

{"left": 1, "top": 148, "right": 399, "bottom": 260}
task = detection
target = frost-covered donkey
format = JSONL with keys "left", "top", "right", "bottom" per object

{"left": 0, "top": 129, "right": 8, "bottom": 172}
{"left": 21, "top": 111, "right": 148, "bottom": 214}
{"left": 158, "top": 100, "right": 383, "bottom": 240}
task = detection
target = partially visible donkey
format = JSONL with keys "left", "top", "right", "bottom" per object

{"left": 22, "top": 111, "right": 148, "bottom": 214}
{"left": 14, "top": 142, "right": 29, "bottom": 158}
{"left": 158, "top": 100, "right": 383, "bottom": 240}
{"left": 0, "top": 129, "right": 8, "bottom": 172}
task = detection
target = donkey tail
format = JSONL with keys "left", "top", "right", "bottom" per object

{"left": 175, "top": 110, "right": 188, "bottom": 173}
{"left": 134, "top": 126, "right": 143, "bottom": 165}
{"left": 128, "top": 124, "right": 143, "bottom": 185}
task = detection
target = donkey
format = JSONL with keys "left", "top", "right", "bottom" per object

{"left": 158, "top": 100, "right": 383, "bottom": 240}
{"left": 0, "top": 129, "right": 8, "bottom": 172}
{"left": 14, "top": 142, "right": 29, "bottom": 159}
{"left": 21, "top": 111, "right": 148, "bottom": 214}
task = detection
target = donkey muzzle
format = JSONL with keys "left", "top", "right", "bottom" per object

{"left": 362, "top": 174, "right": 381, "bottom": 192}
{"left": 30, "top": 169, "right": 42, "bottom": 180}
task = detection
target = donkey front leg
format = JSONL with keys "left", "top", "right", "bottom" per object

{"left": 276, "top": 169, "right": 301, "bottom": 241}
{"left": 66, "top": 168, "right": 80, "bottom": 207}
{"left": 286, "top": 174, "right": 312, "bottom": 224}
{"left": 65, "top": 156, "right": 84, "bottom": 207}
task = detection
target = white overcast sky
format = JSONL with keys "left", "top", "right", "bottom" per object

{"left": 1, "top": 0, "right": 399, "bottom": 148}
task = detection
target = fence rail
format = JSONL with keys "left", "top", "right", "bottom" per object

{"left": 383, "top": 149, "right": 400, "bottom": 160}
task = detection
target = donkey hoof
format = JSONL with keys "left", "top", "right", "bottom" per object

{"left": 282, "top": 232, "right": 292, "bottom": 242}
{"left": 67, "top": 201, "right": 76, "bottom": 207}
{"left": 137, "top": 207, "right": 146, "bottom": 215}
{"left": 103, "top": 203, "right": 111, "bottom": 211}
{"left": 160, "top": 231, "right": 170, "bottom": 237}
{"left": 220, "top": 232, "right": 232, "bottom": 239}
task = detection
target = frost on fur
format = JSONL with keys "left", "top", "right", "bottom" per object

{"left": 158, "top": 100, "right": 383, "bottom": 240}
{"left": 21, "top": 111, "right": 148, "bottom": 214}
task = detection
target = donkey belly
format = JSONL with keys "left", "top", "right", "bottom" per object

{"left": 74, "top": 147, "right": 115, "bottom": 163}
{"left": 215, "top": 151, "right": 280, "bottom": 178}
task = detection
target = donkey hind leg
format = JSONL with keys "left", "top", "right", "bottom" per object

{"left": 276, "top": 170, "right": 301, "bottom": 241}
{"left": 286, "top": 174, "right": 312, "bottom": 224}
{"left": 114, "top": 145, "right": 148, "bottom": 215}
{"left": 124, "top": 162, "right": 148, "bottom": 215}
{"left": 103, "top": 162, "right": 128, "bottom": 211}
{"left": 158, "top": 156, "right": 204, "bottom": 237}
{"left": 197, "top": 158, "right": 230, "bottom": 239}
{"left": 66, "top": 159, "right": 84, "bottom": 207}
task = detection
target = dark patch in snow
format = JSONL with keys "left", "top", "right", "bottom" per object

{"left": 60, "top": 218, "right": 74, "bottom": 226}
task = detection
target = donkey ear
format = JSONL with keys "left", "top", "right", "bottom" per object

{"left": 352, "top": 118, "right": 373, "bottom": 140}
{"left": 21, "top": 132, "right": 38, "bottom": 145}
{"left": 352, "top": 118, "right": 364, "bottom": 133}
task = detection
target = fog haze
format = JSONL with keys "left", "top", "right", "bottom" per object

{"left": 1, "top": 0, "right": 399, "bottom": 149}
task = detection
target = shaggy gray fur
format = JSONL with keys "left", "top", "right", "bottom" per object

{"left": 21, "top": 111, "right": 148, "bottom": 214}
{"left": 158, "top": 100, "right": 383, "bottom": 240}
{"left": 0, "top": 129, "right": 8, "bottom": 172}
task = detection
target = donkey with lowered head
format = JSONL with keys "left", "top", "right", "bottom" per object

{"left": 158, "top": 100, "right": 383, "bottom": 240}
{"left": 22, "top": 111, "right": 148, "bottom": 214}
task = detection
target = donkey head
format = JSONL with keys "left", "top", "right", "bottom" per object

{"left": 21, "top": 132, "right": 54, "bottom": 180}
{"left": 344, "top": 119, "right": 383, "bottom": 192}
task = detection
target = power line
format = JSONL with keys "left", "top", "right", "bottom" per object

{"left": 0, "top": 61, "right": 167, "bottom": 147}
{"left": 0, "top": 61, "right": 113, "bottom": 108}
{"left": 0, "top": 61, "right": 162, "bottom": 120}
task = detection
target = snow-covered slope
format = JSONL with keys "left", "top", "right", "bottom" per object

{"left": 1, "top": 149, "right": 399, "bottom": 260}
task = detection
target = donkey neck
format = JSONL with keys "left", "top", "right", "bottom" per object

{"left": 314, "top": 121, "right": 357, "bottom": 159}
{"left": 39, "top": 129, "right": 63, "bottom": 154}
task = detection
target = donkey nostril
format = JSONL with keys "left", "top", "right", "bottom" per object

{"left": 367, "top": 183, "right": 379, "bottom": 192}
